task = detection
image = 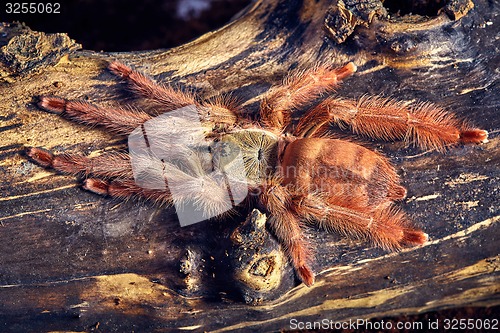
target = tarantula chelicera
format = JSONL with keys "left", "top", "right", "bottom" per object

{"left": 26, "top": 61, "right": 488, "bottom": 287}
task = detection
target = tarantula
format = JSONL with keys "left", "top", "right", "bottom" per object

{"left": 26, "top": 61, "right": 488, "bottom": 287}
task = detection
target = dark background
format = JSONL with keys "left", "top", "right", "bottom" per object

{"left": 0, "top": 0, "right": 251, "bottom": 51}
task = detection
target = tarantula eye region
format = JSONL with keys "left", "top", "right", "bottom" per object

{"left": 210, "top": 140, "right": 247, "bottom": 178}
{"left": 210, "top": 141, "right": 239, "bottom": 160}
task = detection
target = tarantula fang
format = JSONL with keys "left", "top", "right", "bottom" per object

{"left": 26, "top": 60, "right": 488, "bottom": 287}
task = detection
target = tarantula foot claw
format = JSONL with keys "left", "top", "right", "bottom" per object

{"left": 37, "top": 96, "right": 67, "bottom": 114}
{"left": 25, "top": 146, "right": 54, "bottom": 168}
{"left": 25, "top": 59, "right": 488, "bottom": 301}
{"left": 297, "top": 265, "right": 315, "bottom": 287}
{"left": 335, "top": 62, "right": 357, "bottom": 81}
{"left": 403, "top": 229, "right": 429, "bottom": 246}
{"left": 108, "top": 61, "right": 133, "bottom": 78}
{"left": 83, "top": 178, "right": 109, "bottom": 196}
{"left": 460, "top": 129, "right": 489, "bottom": 144}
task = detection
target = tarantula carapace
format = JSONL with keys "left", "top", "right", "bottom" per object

{"left": 26, "top": 61, "right": 488, "bottom": 287}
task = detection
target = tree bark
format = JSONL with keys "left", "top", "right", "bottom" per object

{"left": 0, "top": 0, "right": 498, "bottom": 331}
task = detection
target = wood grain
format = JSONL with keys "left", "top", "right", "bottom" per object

{"left": 0, "top": 0, "right": 498, "bottom": 331}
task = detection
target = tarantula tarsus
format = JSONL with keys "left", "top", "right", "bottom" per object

{"left": 26, "top": 60, "right": 488, "bottom": 287}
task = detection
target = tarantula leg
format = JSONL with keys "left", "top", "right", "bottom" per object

{"left": 260, "top": 62, "right": 357, "bottom": 132}
{"left": 27, "top": 145, "right": 235, "bottom": 214}
{"left": 82, "top": 178, "right": 173, "bottom": 206}
{"left": 109, "top": 61, "right": 242, "bottom": 127}
{"left": 295, "top": 194, "right": 428, "bottom": 250}
{"left": 38, "top": 96, "right": 152, "bottom": 136}
{"left": 25, "top": 147, "right": 133, "bottom": 179}
{"left": 268, "top": 212, "right": 314, "bottom": 286}
{"left": 295, "top": 96, "right": 488, "bottom": 151}
{"left": 108, "top": 61, "right": 196, "bottom": 111}
{"left": 260, "top": 181, "right": 314, "bottom": 286}
{"left": 83, "top": 175, "right": 235, "bottom": 217}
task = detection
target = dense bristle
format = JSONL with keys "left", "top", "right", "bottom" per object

{"left": 25, "top": 147, "right": 54, "bottom": 168}
{"left": 202, "top": 94, "right": 240, "bottom": 125}
{"left": 38, "top": 96, "right": 66, "bottom": 114}
{"left": 389, "top": 184, "right": 407, "bottom": 201}
{"left": 37, "top": 95, "right": 153, "bottom": 136}
{"left": 108, "top": 60, "right": 196, "bottom": 111}
{"left": 263, "top": 184, "right": 315, "bottom": 287}
{"left": 304, "top": 96, "right": 490, "bottom": 151}
{"left": 369, "top": 207, "right": 411, "bottom": 250}
{"left": 261, "top": 62, "right": 356, "bottom": 131}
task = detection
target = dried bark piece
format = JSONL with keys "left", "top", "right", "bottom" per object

{"left": 325, "top": 0, "right": 475, "bottom": 44}
{"left": 227, "top": 209, "right": 288, "bottom": 304}
{"left": 0, "top": 22, "right": 81, "bottom": 82}
{"left": 324, "top": 0, "right": 387, "bottom": 44}
{"left": 444, "top": 0, "right": 475, "bottom": 20}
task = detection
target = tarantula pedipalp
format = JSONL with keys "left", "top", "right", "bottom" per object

{"left": 26, "top": 60, "right": 488, "bottom": 287}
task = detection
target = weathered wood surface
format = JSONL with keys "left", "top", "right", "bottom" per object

{"left": 0, "top": 0, "right": 499, "bottom": 331}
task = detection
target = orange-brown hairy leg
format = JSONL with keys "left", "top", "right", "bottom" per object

{"left": 84, "top": 176, "right": 235, "bottom": 219}
{"left": 108, "top": 61, "right": 197, "bottom": 112}
{"left": 260, "top": 179, "right": 315, "bottom": 286}
{"left": 26, "top": 145, "right": 237, "bottom": 218}
{"left": 38, "top": 96, "right": 152, "bottom": 136}
{"left": 260, "top": 62, "right": 357, "bottom": 132}
{"left": 26, "top": 147, "right": 132, "bottom": 179}
{"left": 24, "top": 148, "right": 171, "bottom": 203}
{"left": 295, "top": 96, "right": 488, "bottom": 150}
{"left": 82, "top": 178, "right": 172, "bottom": 206}
{"left": 109, "top": 61, "right": 243, "bottom": 128}
{"left": 294, "top": 193, "right": 428, "bottom": 251}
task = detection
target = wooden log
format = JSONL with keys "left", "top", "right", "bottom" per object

{"left": 0, "top": 0, "right": 498, "bottom": 331}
